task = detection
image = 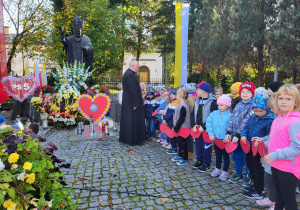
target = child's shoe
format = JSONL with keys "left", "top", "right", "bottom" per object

{"left": 256, "top": 197, "right": 275, "bottom": 206}
{"left": 244, "top": 185, "right": 255, "bottom": 192}
{"left": 198, "top": 163, "right": 210, "bottom": 173}
{"left": 156, "top": 138, "right": 162, "bottom": 143}
{"left": 242, "top": 191, "right": 263, "bottom": 200}
{"left": 229, "top": 173, "right": 243, "bottom": 183}
{"left": 210, "top": 168, "right": 222, "bottom": 177}
{"left": 268, "top": 206, "right": 274, "bottom": 210}
{"left": 160, "top": 140, "right": 167, "bottom": 145}
{"left": 219, "top": 171, "right": 230, "bottom": 181}
{"left": 166, "top": 148, "right": 177, "bottom": 155}
{"left": 165, "top": 144, "right": 172, "bottom": 149}
{"left": 188, "top": 152, "right": 194, "bottom": 159}
{"left": 177, "top": 160, "right": 188, "bottom": 165}
{"left": 242, "top": 174, "right": 252, "bottom": 187}
{"left": 296, "top": 185, "right": 300, "bottom": 194}
{"left": 172, "top": 155, "right": 183, "bottom": 162}
{"left": 162, "top": 142, "right": 169, "bottom": 147}
{"left": 191, "top": 161, "right": 203, "bottom": 169}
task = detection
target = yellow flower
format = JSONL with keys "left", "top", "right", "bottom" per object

{"left": 3, "top": 199, "right": 17, "bottom": 210}
{"left": 8, "top": 153, "right": 19, "bottom": 163}
{"left": 59, "top": 79, "right": 62, "bottom": 82}
{"left": 88, "top": 96, "right": 92, "bottom": 99}
{"left": 93, "top": 96, "right": 97, "bottom": 99}
{"left": 83, "top": 77, "right": 86, "bottom": 80}
{"left": 63, "top": 80, "right": 66, "bottom": 83}
{"left": 105, "top": 108, "right": 109, "bottom": 112}
{"left": 83, "top": 84, "right": 86, "bottom": 87}
{"left": 26, "top": 173, "right": 35, "bottom": 184}
{"left": 54, "top": 81, "right": 56, "bottom": 84}
{"left": 23, "top": 162, "right": 32, "bottom": 170}
{"left": 106, "top": 96, "right": 109, "bottom": 99}
{"left": 77, "top": 77, "right": 80, "bottom": 80}
{"left": 82, "top": 94, "right": 85, "bottom": 97}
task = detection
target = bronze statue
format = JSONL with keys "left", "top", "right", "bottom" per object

{"left": 59, "top": 15, "right": 93, "bottom": 74}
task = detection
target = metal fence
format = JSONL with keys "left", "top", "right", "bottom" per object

{"left": 94, "top": 78, "right": 174, "bottom": 94}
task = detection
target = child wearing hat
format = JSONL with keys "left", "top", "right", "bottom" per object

{"left": 144, "top": 91, "right": 160, "bottom": 141}
{"left": 224, "top": 82, "right": 256, "bottom": 187}
{"left": 163, "top": 88, "right": 180, "bottom": 154}
{"left": 190, "top": 81, "right": 218, "bottom": 172}
{"left": 206, "top": 94, "right": 232, "bottom": 180}
{"left": 0, "top": 116, "right": 10, "bottom": 130}
{"left": 267, "top": 81, "right": 282, "bottom": 96}
{"left": 240, "top": 94, "right": 274, "bottom": 199}
{"left": 230, "top": 82, "right": 242, "bottom": 110}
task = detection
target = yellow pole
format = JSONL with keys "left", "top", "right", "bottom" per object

{"left": 174, "top": 2, "right": 182, "bottom": 88}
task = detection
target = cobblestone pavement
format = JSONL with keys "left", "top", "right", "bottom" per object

{"left": 39, "top": 129, "right": 300, "bottom": 210}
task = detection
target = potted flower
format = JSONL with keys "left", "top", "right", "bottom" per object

{"left": 86, "top": 85, "right": 110, "bottom": 97}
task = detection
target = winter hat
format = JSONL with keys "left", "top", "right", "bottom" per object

{"left": 155, "top": 85, "right": 164, "bottom": 92}
{"left": 255, "top": 87, "right": 269, "bottom": 99}
{"left": 182, "top": 83, "right": 197, "bottom": 94}
{"left": 217, "top": 94, "right": 232, "bottom": 107}
{"left": 197, "top": 81, "right": 211, "bottom": 93}
{"left": 230, "top": 82, "right": 242, "bottom": 93}
{"left": 252, "top": 94, "right": 269, "bottom": 111}
{"left": 268, "top": 81, "right": 282, "bottom": 93}
{"left": 170, "top": 88, "right": 177, "bottom": 95}
{"left": 0, "top": 116, "right": 5, "bottom": 124}
{"left": 239, "top": 82, "right": 256, "bottom": 98}
{"left": 146, "top": 85, "right": 154, "bottom": 92}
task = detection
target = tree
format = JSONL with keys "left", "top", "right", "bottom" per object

{"left": 268, "top": 0, "right": 300, "bottom": 83}
{"left": 4, "top": 0, "right": 52, "bottom": 73}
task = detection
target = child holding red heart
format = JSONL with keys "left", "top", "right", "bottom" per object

{"left": 224, "top": 82, "right": 255, "bottom": 186}
{"left": 171, "top": 88, "right": 191, "bottom": 166}
{"left": 240, "top": 94, "right": 274, "bottom": 200}
{"left": 190, "top": 81, "right": 218, "bottom": 172}
{"left": 258, "top": 84, "right": 300, "bottom": 210}
{"left": 206, "top": 94, "right": 232, "bottom": 181}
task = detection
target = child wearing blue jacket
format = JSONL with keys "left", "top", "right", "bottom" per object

{"left": 162, "top": 88, "right": 179, "bottom": 154}
{"left": 225, "top": 82, "right": 256, "bottom": 187}
{"left": 240, "top": 94, "right": 274, "bottom": 199}
{"left": 206, "top": 95, "right": 232, "bottom": 181}
{"left": 144, "top": 92, "right": 160, "bottom": 140}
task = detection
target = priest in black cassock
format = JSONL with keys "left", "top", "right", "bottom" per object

{"left": 119, "top": 60, "right": 146, "bottom": 145}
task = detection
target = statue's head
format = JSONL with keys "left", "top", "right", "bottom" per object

{"left": 72, "top": 15, "right": 83, "bottom": 37}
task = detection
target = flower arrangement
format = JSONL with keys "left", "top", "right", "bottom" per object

{"left": 33, "top": 85, "right": 55, "bottom": 96}
{"left": 48, "top": 112, "right": 80, "bottom": 129}
{"left": 0, "top": 127, "right": 76, "bottom": 209}
{"left": 86, "top": 85, "right": 110, "bottom": 97}
{"left": 52, "top": 61, "right": 92, "bottom": 98}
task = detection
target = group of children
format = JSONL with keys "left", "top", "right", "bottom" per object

{"left": 143, "top": 81, "right": 300, "bottom": 210}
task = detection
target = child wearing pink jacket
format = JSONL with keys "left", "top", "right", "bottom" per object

{"left": 262, "top": 84, "right": 300, "bottom": 210}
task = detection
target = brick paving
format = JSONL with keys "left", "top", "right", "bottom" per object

{"left": 42, "top": 129, "right": 300, "bottom": 210}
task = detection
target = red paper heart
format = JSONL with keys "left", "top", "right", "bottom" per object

{"left": 225, "top": 141, "right": 238, "bottom": 153}
{"left": 214, "top": 139, "right": 225, "bottom": 150}
{"left": 166, "top": 129, "right": 177, "bottom": 138}
{"left": 179, "top": 127, "right": 191, "bottom": 138}
{"left": 190, "top": 126, "right": 201, "bottom": 138}
{"left": 202, "top": 131, "right": 212, "bottom": 143}
{"left": 252, "top": 143, "right": 258, "bottom": 156}
{"left": 257, "top": 141, "right": 267, "bottom": 157}
{"left": 152, "top": 111, "right": 158, "bottom": 116}
{"left": 160, "top": 123, "right": 169, "bottom": 134}
{"left": 241, "top": 139, "right": 251, "bottom": 154}
{"left": 2, "top": 76, "right": 38, "bottom": 102}
{"left": 77, "top": 93, "right": 111, "bottom": 122}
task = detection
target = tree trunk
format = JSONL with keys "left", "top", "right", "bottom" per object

{"left": 188, "top": 58, "right": 193, "bottom": 75}
{"left": 257, "top": 44, "right": 264, "bottom": 87}
{"left": 292, "top": 68, "right": 297, "bottom": 84}
{"left": 235, "top": 62, "right": 240, "bottom": 82}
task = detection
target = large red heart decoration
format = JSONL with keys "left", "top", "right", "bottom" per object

{"left": 190, "top": 126, "right": 201, "bottom": 138}
{"left": 179, "top": 127, "right": 191, "bottom": 138}
{"left": 257, "top": 141, "right": 267, "bottom": 157}
{"left": 77, "top": 93, "right": 111, "bottom": 122}
{"left": 241, "top": 139, "right": 251, "bottom": 154}
{"left": 252, "top": 142, "right": 258, "bottom": 156}
{"left": 1, "top": 76, "right": 37, "bottom": 102}
{"left": 225, "top": 141, "right": 238, "bottom": 153}
{"left": 160, "top": 123, "right": 169, "bottom": 134}
{"left": 202, "top": 131, "right": 212, "bottom": 143}
{"left": 214, "top": 139, "right": 226, "bottom": 150}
